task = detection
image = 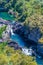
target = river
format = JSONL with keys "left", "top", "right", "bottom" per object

{"left": 11, "top": 33, "right": 43, "bottom": 65}
{"left": 0, "top": 12, "right": 43, "bottom": 65}
{"left": 0, "top": 12, "right": 14, "bottom": 20}
{"left": 11, "top": 34, "right": 25, "bottom": 47}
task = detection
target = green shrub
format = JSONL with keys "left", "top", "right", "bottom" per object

{"left": 0, "top": 45, "right": 37, "bottom": 65}
{"left": 0, "top": 25, "right": 7, "bottom": 38}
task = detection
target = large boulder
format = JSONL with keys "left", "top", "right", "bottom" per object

{"left": 2, "top": 31, "right": 10, "bottom": 42}
{"left": 8, "top": 41, "right": 22, "bottom": 50}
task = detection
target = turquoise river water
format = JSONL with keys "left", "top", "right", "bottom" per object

{"left": 0, "top": 12, "right": 43, "bottom": 65}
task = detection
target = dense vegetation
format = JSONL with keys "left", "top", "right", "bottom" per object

{"left": 0, "top": 25, "right": 6, "bottom": 38}
{"left": 0, "top": 0, "right": 43, "bottom": 65}
{"left": 0, "top": 0, "right": 43, "bottom": 33}
{"left": 0, "top": 42, "right": 37, "bottom": 65}
{"left": 0, "top": 0, "right": 43, "bottom": 21}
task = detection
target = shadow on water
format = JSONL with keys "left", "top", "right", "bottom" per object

{"left": 0, "top": 12, "right": 43, "bottom": 65}
{"left": 36, "top": 58, "right": 43, "bottom": 65}
{"left": 11, "top": 33, "right": 43, "bottom": 65}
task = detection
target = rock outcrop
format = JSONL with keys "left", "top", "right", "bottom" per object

{"left": 8, "top": 41, "right": 22, "bottom": 50}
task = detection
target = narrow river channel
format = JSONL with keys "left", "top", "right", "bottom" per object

{"left": 0, "top": 12, "right": 43, "bottom": 65}
{"left": 11, "top": 33, "right": 43, "bottom": 65}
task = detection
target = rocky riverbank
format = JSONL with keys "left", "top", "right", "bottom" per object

{"left": 0, "top": 18, "right": 43, "bottom": 58}
{"left": 11, "top": 21, "right": 43, "bottom": 58}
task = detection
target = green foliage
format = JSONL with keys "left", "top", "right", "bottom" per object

{"left": 0, "top": 0, "right": 43, "bottom": 41}
{"left": 0, "top": 0, "right": 43, "bottom": 22}
{"left": 39, "top": 37, "right": 43, "bottom": 44}
{"left": 24, "top": 14, "right": 43, "bottom": 34}
{"left": 0, "top": 0, "right": 43, "bottom": 65}
{"left": 4, "top": 0, "right": 13, "bottom": 9}
{"left": 0, "top": 0, "right": 6, "bottom": 4}
{"left": 0, "top": 42, "right": 7, "bottom": 53}
{"left": 0, "top": 25, "right": 7, "bottom": 38}
{"left": 0, "top": 45, "right": 37, "bottom": 65}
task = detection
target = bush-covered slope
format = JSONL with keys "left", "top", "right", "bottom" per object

{"left": 0, "top": 42, "right": 37, "bottom": 65}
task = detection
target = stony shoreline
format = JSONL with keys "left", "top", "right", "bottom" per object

{"left": 0, "top": 18, "right": 43, "bottom": 58}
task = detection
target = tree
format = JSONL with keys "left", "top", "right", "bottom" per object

{"left": 0, "top": 0, "right": 43, "bottom": 22}
{"left": 24, "top": 14, "right": 43, "bottom": 33}
{"left": 0, "top": 45, "right": 37, "bottom": 65}
{"left": 0, "top": 25, "right": 7, "bottom": 38}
